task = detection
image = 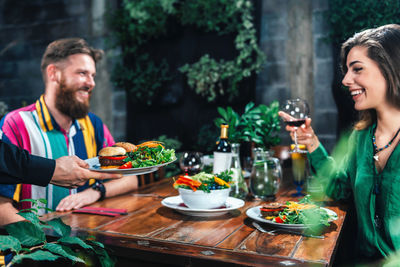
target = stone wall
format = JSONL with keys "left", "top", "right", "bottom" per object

{"left": 0, "top": 0, "right": 338, "bottom": 150}
{"left": 256, "top": 0, "right": 337, "bottom": 152}
{"left": 0, "top": 0, "right": 126, "bottom": 141}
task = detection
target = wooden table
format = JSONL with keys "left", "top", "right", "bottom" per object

{"left": 43, "top": 177, "right": 348, "bottom": 267}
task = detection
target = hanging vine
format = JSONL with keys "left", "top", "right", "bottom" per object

{"left": 109, "top": 0, "right": 265, "bottom": 105}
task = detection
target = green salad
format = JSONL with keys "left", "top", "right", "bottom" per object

{"left": 125, "top": 145, "right": 176, "bottom": 168}
{"left": 266, "top": 195, "right": 337, "bottom": 226}
{"left": 173, "top": 171, "right": 232, "bottom": 192}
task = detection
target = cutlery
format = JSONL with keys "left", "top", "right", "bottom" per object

{"left": 130, "top": 193, "right": 165, "bottom": 198}
{"left": 252, "top": 221, "right": 324, "bottom": 239}
{"left": 75, "top": 209, "right": 128, "bottom": 215}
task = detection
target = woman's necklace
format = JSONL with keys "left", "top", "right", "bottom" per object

{"left": 372, "top": 127, "right": 400, "bottom": 161}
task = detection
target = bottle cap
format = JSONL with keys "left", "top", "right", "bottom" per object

{"left": 221, "top": 124, "right": 229, "bottom": 128}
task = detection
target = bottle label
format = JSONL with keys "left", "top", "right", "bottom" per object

{"left": 213, "top": 152, "right": 232, "bottom": 174}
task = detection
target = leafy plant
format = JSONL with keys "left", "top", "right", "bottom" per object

{"left": 214, "top": 101, "right": 281, "bottom": 149}
{"left": 0, "top": 199, "right": 114, "bottom": 267}
{"left": 327, "top": 0, "right": 400, "bottom": 45}
{"left": 109, "top": 0, "right": 266, "bottom": 105}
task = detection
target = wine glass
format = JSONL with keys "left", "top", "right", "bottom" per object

{"left": 281, "top": 99, "right": 310, "bottom": 153}
{"left": 179, "top": 152, "right": 203, "bottom": 175}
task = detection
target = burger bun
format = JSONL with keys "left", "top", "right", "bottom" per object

{"left": 98, "top": 146, "right": 126, "bottom": 157}
{"left": 114, "top": 142, "right": 137, "bottom": 153}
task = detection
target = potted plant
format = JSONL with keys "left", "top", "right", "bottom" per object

{"left": 214, "top": 101, "right": 281, "bottom": 150}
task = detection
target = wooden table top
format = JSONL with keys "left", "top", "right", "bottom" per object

{"left": 43, "top": 177, "right": 348, "bottom": 267}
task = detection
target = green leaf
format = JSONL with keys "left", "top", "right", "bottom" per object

{"left": 90, "top": 244, "right": 115, "bottom": 267}
{"left": 43, "top": 243, "right": 85, "bottom": 264}
{"left": 38, "top": 198, "right": 48, "bottom": 205}
{"left": 46, "top": 218, "right": 71, "bottom": 237}
{"left": 19, "top": 208, "right": 39, "bottom": 213}
{"left": 0, "top": 235, "right": 21, "bottom": 253}
{"left": 58, "top": 236, "right": 94, "bottom": 250}
{"left": 17, "top": 212, "right": 41, "bottom": 226}
{"left": 5, "top": 221, "right": 46, "bottom": 246}
{"left": 19, "top": 199, "right": 37, "bottom": 203}
{"left": 11, "top": 250, "right": 60, "bottom": 264}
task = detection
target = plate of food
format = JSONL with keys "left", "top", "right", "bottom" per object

{"left": 161, "top": 196, "right": 245, "bottom": 217}
{"left": 246, "top": 196, "right": 338, "bottom": 230}
{"left": 86, "top": 141, "right": 176, "bottom": 175}
{"left": 161, "top": 171, "right": 245, "bottom": 216}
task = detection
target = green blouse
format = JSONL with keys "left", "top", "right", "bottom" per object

{"left": 308, "top": 124, "right": 400, "bottom": 257}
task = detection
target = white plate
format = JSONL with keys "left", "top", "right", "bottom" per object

{"left": 161, "top": 196, "right": 245, "bottom": 217}
{"left": 246, "top": 206, "right": 338, "bottom": 230}
{"left": 85, "top": 157, "right": 176, "bottom": 176}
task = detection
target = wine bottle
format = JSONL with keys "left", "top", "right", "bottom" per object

{"left": 213, "top": 124, "right": 232, "bottom": 174}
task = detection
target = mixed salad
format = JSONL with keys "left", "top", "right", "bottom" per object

{"left": 262, "top": 195, "right": 337, "bottom": 226}
{"left": 124, "top": 144, "right": 176, "bottom": 168}
{"left": 173, "top": 171, "right": 232, "bottom": 192}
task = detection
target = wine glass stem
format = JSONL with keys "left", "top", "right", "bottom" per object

{"left": 294, "top": 129, "right": 298, "bottom": 149}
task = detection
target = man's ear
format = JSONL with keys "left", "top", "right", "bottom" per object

{"left": 46, "top": 64, "right": 61, "bottom": 83}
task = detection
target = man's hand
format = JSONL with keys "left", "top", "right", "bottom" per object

{"left": 51, "top": 156, "right": 122, "bottom": 188}
{"left": 56, "top": 189, "right": 101, "bottom": 211}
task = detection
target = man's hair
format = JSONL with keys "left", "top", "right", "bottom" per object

{"left": 41, "top": 38, "right": 103, "bottom": 81}
{"left": 340, "top": 24, "right": 400, "bottom": 130}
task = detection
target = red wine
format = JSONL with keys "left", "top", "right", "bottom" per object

{"left": 285, "top": 119, "right": 306, "bottom": 127}
{"left": 213, "top": 124, "right": 231, "bottom": 174}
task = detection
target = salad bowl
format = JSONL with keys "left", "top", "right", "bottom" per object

{"left": 178, "top": 187, "right": 230, "bottom": 209}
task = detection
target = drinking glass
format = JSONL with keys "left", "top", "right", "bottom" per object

{"left": 291, "top": 145, "right": 308, "bottom": 197}
{"left": 281, "top": 99, "right": 310, "bottom": 153}
{"left": 179, "top": 152, "right": 203, "bottom": 175}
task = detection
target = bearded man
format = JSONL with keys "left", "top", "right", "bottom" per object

{"left": 0, "top": 38, "right": 138, "bottom": 225}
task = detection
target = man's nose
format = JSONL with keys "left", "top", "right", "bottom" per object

{"left": 86, "top": 75, "right": 95, "bottom": 88}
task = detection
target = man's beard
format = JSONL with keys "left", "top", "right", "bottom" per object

{"left": 55, "top": 79, "right": 91, "bottom": 119}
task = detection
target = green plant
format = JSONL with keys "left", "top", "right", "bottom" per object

{"left": 0, "top": 199, "right": 113, "bottom": 267}
{"left": 214, "top": 101, "right": 281, "bottom": 149}
{"left": 109, "top": 0, "right": 265, "bottom": 105}
{"left": 327, "top": 0, "right": 400, "bottom": 45}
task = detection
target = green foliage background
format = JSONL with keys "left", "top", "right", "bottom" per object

{"left": 328, "top": 0, "right": 400, "bottom": 45}
{"left": 109, "top": 0, "right": 265, "bottom": 105}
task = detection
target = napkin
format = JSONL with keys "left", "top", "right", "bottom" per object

{"left": 73, "top": 206, "right": 128, "bottom": 217}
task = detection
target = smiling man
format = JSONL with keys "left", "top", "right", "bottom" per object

{"left": 0, "top": 38, "right": 138, "bottom": 225}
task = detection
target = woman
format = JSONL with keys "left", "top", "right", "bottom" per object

{"left": 279, "top": 24, "right": 400, "bottom": 260}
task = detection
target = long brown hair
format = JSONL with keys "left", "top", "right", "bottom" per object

{"left": 341, "top": 24, "right": 400, "bottom": 130}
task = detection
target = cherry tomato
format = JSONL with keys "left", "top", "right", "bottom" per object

{"left": 118, "top": 161, "right": 132, "bottom": 169}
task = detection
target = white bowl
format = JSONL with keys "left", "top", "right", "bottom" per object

{"left": 178, "top": 187, "right": 231, "bottom": 209}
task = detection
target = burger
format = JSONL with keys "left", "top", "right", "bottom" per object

{"left": 98, "top": 146, "right": 128, "bottom": 168}
{"left": 114, "top": 142, "right": 137, "bottom": 153}
{"left": 260, "top": 202, "right": 287, "bottom": 217}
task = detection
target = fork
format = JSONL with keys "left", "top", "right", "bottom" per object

{"left": 252, "top": 221, "right": 324, "bottom": 239}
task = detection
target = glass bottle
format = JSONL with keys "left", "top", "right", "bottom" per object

{"left": 249, "top": 147, "right": 282, "bottom": 200}
{"left": 229, "top": 143, "right": 248, "bottom": 199}
{"left": 213, "top": 124, "right": 232, "bottom": 174}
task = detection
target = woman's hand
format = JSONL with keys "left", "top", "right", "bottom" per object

{"left": 56, "top": 189, "right": 101, "bottom": 211}
{"left": 278, "top": 111, "right": 320, "bottom": 153}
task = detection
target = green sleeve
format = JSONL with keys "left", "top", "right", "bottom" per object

{"left": 308, "top": 132, "right": 356, "bottom": 201}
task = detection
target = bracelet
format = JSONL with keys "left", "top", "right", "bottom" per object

{"left": 91, "top": 181, "right": 106, "bottom": 201}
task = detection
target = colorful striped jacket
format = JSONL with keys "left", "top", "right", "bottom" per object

{"left": 0, "top": 95, "right": 114, "bottom": 213}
